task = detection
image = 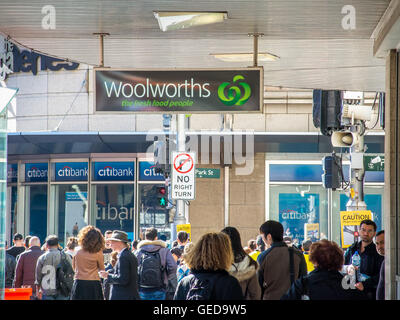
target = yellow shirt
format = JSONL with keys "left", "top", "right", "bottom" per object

{"left": 249, "top": 250, "right": 261, "bottom": 262}
{"left": 303, "top": 253, "right": 314, "bottom": 273}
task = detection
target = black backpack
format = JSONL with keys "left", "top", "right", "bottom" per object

{"left": 138, "top": 249, "right": 165, "bottom": 289}
{"left": 56, "top": 251, "right": 74, "bottom": 297}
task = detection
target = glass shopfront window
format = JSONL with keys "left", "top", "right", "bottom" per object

{"left": 91, "top": 161, "right": 135, "bottom": 241}
{"left": 24, "top": 162, "right": 49, "bottom": 243}
{"left": 269, "top": 184, "right": 328, "bottom": 245}
{"left": 92, "top": 184, "right": 135, "bottom": 241}
{"left": 53, "top": 184, "right": 88, "bottom": 246}
{"left": 25, "top": 185, "right": 48, "bottom": 244}
{"left": 267, "top": 162, "right": 385, "bottom": 249}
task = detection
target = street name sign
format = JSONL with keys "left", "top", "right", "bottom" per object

{"left": 171, "top": 151, "right": 196, "bottom": 200}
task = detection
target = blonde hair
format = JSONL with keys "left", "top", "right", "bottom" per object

{"left": 185, "top": 232, "right": 233, "bottom": 271}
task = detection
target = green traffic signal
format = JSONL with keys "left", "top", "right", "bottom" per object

{"left": 159, "top": 197, "right": 166, "bottom": 206}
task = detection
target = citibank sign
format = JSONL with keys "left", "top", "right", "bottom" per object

{"left": 139, "top": 162, "right": 164, "bottom": 181}
{"left": 54, "top": 162, "right": 88, "bottom": 182}
{"left": 25, "top": 163, "right": 48, "bottom": 182}
{"left": 93, "top": 162, "right": 135, "bottom": 181}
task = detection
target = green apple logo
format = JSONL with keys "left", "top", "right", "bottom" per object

{"left": 218, "top": 75, "right": 251, "bottom": 106}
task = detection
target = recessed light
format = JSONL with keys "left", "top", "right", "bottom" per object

{"left": 153, "top": 11, "right": 228, "bottom": 32}
{"left": 210, "top": 52, "right": 280, "bottom": 62}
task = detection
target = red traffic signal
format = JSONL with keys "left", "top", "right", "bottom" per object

{"left": 354, "top": 231, "right": 359, "bottom": 237}
{"left": 158, "top": 187, "right": 166, "bottom": 195}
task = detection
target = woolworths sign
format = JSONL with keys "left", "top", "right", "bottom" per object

{"left": 95, "top": 68, "right": 263, "bottom": 113}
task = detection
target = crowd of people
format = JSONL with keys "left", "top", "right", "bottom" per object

{"left": 3, "top": 218, "right": 385, "bottom": 300}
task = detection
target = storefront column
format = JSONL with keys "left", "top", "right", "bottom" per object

{"left": 384, "top": 49, "right": 399, "bottom": 300}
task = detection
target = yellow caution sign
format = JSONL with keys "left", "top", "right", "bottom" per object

{"left": 340, "top": 210, "right": 372, "bottom": 249}
{"left": 177, "top": 224, "right": 191, "bottom": 242}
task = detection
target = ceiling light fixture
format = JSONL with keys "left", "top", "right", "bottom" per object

{"left": 210, "top": 52, "right": 280, "bottom": 62}
{"left": 153, "top": 11, "right": 228, "bottom": 32}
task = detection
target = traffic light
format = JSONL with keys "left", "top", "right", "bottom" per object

{"left": 312, "top": 90, "right": 343, "bottom": 136}
{"left": 157, "top": 186, "right": 167, "bottom": 207}
{"left": 322, "top": 154, "right": 342, "bottom": 190}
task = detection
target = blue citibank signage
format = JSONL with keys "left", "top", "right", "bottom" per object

{"left": 93, "top": 162, "right": 135, "bottom": 181}
{"left": 25, "top": 163, "right": 48, "bottom": 182}
{"left": 54, "top": 162, "right": 88, "bottom": 182}
{"left": 139, "top": 161, "right": 165, "bottom": 181}
{"left": 8, "top": 163, "right": 18, "bottom": 183}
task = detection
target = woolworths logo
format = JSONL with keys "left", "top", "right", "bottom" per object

{"left": 218, "top": 75, "right": 251, "bottom": 106}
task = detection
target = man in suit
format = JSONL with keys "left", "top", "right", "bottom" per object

{"left": 99, "top": 230, "right": 140, "bottom": 300}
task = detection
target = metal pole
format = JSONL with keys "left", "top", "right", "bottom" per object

{"left": 171, "top": 114, "right": 187, "bottom": 242}
{"left": 93, "top": 33, "right": 109, "bottom": 67}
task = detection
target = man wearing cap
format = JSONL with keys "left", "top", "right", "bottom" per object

{"left": 99, "top": 230, "right": 140, "bottom": 300}
{"left": 7, "top": 233, "right": 26, "bottom": 259}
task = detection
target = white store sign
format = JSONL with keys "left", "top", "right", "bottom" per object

{"left": 171, "top": 151, "right": 196, "bottom": 200}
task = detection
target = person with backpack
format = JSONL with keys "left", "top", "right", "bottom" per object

{"left": 35, "top": 235, "right": 73, "bottom": 300}
{"left": 174, "top": 232, "right": 244, "bottom": 300}
{"left": 135, "top": 227, "right": 177, "bottom": 300}
{"left": 71, "top": 225, "right": 105, "bottom": 300}
{"left": 257, "top": 220, "right": 307, "bottom": 300}
{"left": 221, "top": 227, "right": 261, "bottom": 300}
{"left": 281, "top": 240, "right": 367, "bottom": 300}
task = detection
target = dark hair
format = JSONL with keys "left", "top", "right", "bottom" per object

{"left": 66, "top": 237, "right": 78, "bottom": 250}
{"left": 248, "top": 239, "right": 257, "bottom": 251}
{"left": 13, "top": 233, "right": 23, "bottom": 241}
{"left": 145, "top": 227, "right": 158, "bottom": 241}
{"left": 302, "top": 240, "right": 313, "bottom": 252}
{"left": 256, "top": 235, "right": 265, "bottom": 251}
{"left": 177, "top": 231, "right": 189, "bottom": 243}
{"left": 171, "top": 247, "right": 183, "bottom": 258}
{"left": 221, "top": 226, "right": 258, "bottom": 268}
{"left": 259, "top": 220, "right": 284, "bottom": 243}
{"left": 46, "top": 235, "right": 59, "bottom": 247}
{"left": 131, "top": 239, "right": 139, "bottom": 249}
{"left": 309, "top": 240, "right": 344, "bottom": 271}
{"left": 24, "top": 236, "right": 32, "bottom": 248}
{"left": 360, "top": 219, "right": 377, "bottom": 232}
{"left": 376, "top": 230, "right": 385, "bottom": 237}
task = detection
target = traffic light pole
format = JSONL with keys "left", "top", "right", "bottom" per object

{"left": 171, "top": 114, "right": 187, "bottom": 243}
{"left": 346, "top": 123, "right": 367, "bottom": 211}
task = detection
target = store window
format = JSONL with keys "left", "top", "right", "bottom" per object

{"left": 267, "top": 162, "right": 384, "bottom": 248}
{"left": 24, "top": 163, "right": 48, "bottom": 243}
{"left": 91, "top": 161, "right": 135, "bottom": 241}
{"left": 269, "top": 184, "right": 328, "bottom": 245}
{"left": 138, "top": 161, "right": 171, "bottom": 242}
{"left": 53, "top": 184, "right": 88, "bottom": 246}
{"left": 51, "top": 161, "right": 89, "bottom": 246}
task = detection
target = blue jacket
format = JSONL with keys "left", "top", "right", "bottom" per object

{"left": 107, "top": 248, "right": 140, "bottom": 300}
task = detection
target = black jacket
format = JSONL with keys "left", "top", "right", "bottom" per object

{"left": 281, "top": 268, "right": 367, "bottom": 300}
{"left": 7, "top": 246, "right": 25, "bottom": 259}
{"left": 5, "top": 253, "right": 16, "bottom": 288}
{"left": 174, "top": 269, "right": 244, "bottom": 300}
{"left": 344, "top": 241, "right": 383, "bottom": 299}
{"left": 106, "top": 248, "right": 140, "bottom": 300}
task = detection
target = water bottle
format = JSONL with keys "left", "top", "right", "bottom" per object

{"left": 351, "top": 251, "right": 361, "bottom": 282}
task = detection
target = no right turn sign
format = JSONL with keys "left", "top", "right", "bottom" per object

{"left": 171, "top": 151, "right": 196, "bottom": 200}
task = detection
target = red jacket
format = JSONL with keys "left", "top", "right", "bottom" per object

{"left": 14, "top": 246, "right": 44, "bottom": 291}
